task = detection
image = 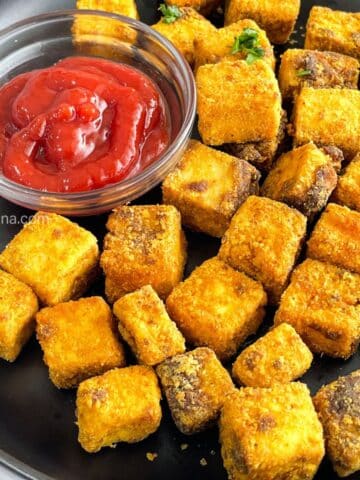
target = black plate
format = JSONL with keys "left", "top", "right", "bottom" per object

{"left": 0, "top": 1, "right": 359, "bottom": 479}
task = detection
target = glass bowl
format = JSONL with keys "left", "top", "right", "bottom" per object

{"left": 0, "top": 10, "right": 196, "bottom": 215}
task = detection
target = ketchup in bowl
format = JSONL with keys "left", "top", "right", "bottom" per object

{"left": 0, "top": 57, "right": 170, "bottom": 192}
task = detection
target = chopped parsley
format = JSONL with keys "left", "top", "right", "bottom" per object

{"left": 159, "top": 4, "right": 182, "bottom": 24}
{"left": 231, "top": 28, "right": 265, "bottom": 65}
{"left": 296, "top": 68, "right": 312, "bottom": 77}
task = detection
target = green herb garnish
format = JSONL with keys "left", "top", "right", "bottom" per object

{"left": 159, "top": 4, "right": 182, "bottom": 24}
{"left": 296, "top": 68, "right": 312, "bottom": 77}
{"left": 231, "top": 28, "right": 265, "bottom": 65}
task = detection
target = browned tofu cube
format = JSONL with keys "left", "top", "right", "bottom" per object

{"left": 333, "top": 153, "right": 360, "bottom": 212}
{"left": 274, "top": 259, "right": 360, "bottom": 359}
{"left": 166, "top": 0, "right": 221, "bottom": 16}
{"left": 162, "top": 140, "right": 260, "bottom": 237}
{"left": 76, "top": 365, "right": 162, "bottom": 452}
{"left": 156, "top": 347, "right": 234, "bottom": 434}
{"left": 166, "top": 257, "right": 267, "bottom": 361}
{"left": 305, "top": 6, "right": 360, "bottom": 60}
{"left": 224, "top": 0, "right": 301, "bottom": 44}
{"left": 219, "top": 196, "right": 307, "bottom": 304}
{"left": 219, "top": 383, "right": 325, "bottom": 480}
{"left": 36, "top": 297, "right": 125, "bottom": 388}
{"left": 100, "top": 205, "right": 187, "bottom": 303}
{"left": 313, "top": 370, "right": 360, "bottom": 478}
{"left": 113, "top": 285, "right": 185, "bottom": 366}
{"left": 261, "top": 143, "right": 338, "bottom": 219}
{"left": 0, "top": 270, "right": 38, "bottom": 362}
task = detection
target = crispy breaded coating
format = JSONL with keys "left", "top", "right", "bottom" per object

{"left": 313, "top": 370, "right": 360, "bottom": 478}
{"left": 0, "top": 212, "right": 99, "bottom": 306}
{"left": 305, "top": 6, "right": 360, "bottom": 60}
{"left": 36, "top": 297, "right": 125, "bottom": 388}
{"left": 0, "top": 270, "right": 38, "bottom": 362}
{"left": 166, "top": 257, "right": 267, "bottom": 361}
{"left": 261, "top": 143, "right": 338, "bottom": 219}
{"left": 166, "top": 0, "right": 221, "bottom": 16}
{"left": 219, "top": 383, "right": 325, "bottom": 480}
{"left": 162, "top": 140, "right": 260, "bottom": 237}
{"left": 333, "top": 153, "right": 360, "bottom": 212}
{"left": 76, "top": 366, "right": 162, "bottom": 452}
{"left": 274, "top": 259, "right": 360, "bottom": 359}
{"left": 219, "top": 196, "right": 307, "bottom": 304}
{"left": 100, "top": 205, "right": 187, "bottom": 303}
{"left": 232, "top": 323, "right": 313, "bottom": 388}
{"left": 224, "top": 0, "right": 301, "bottom": 44}
{"left": 156, "top": 347, "right": 234, "bottom": 434}
{"left": 76, "top": 0, "right": 138, "bottom": 18}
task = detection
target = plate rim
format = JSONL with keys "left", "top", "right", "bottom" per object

{"left": 0, "top": 449, "right": 55, "bottom": 480}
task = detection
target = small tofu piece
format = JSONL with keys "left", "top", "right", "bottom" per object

{"left": 0, "top": 270, "right": 38, "bottom": 362}
{"left": 224, "top": 0, "right": 301, "bottom": 44}
{"left": 279, "top": 49, "right": 359, "bottom": 100}
{"left": 162, "top": 140, "right": 260, "bottom": 237}
{"left": 261, "top": 143, "right": 338, "bottom": 219}
{"left": 313, "top": 370, "right": 360, "bottom": 478}
{"left": 100, "top": 205, "right": 186, "bottom": 303}
{"left": 305, "top": 6, "right": 360, "bottom": 60}
{"left": 156, "top": 347, "right": 234, "bottom": 434}
{"left": 219, "top": 196, "right": 307, "bottom": 304}
{"left": 333, "top": 153, "right": 360, "bottom": 212}
{"left": 166, "top": 257, "right": 267, "bottom": 361}
{"left": 113, "top": 285, "right": 185, "bottom": 366}
{"left": 76, "top": 366, "right": 162, "bottom": 453}
{"left": 0, "top": 212, "right": 99, "bottom": 306}
{"left": 166, "top": 0, "right": 221, "bottom": 16}
{"left": 219, "top": 383, "right": 325, "bottom": 480}
{"left": 274, "top": 259, "right": 360, "bottom": 359}
{"left": 196, "top": 60, "right": 282, "bottom": 172}
{"left": 36, "top": 297, "right": 125, "bottom": 388}
{"left": 292, "top": 88, "right": 360, "bottom": 161}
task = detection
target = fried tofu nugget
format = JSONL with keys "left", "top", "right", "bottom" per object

{"left": 76, "top": 366, "right": 162, "bottom": 453}
{"left": 219, "top": 383, "right": 325, "bottom": 480}
{"left": 156, "top": 347, "right": 234, "bottom": 434}
{"left": 166, "top": 0, "right": 221, "bottom": 16}
{"left": 76, "top": 0, "right": 138, "bottom": 18}
{"left": 0, "top": 212, "right": 99, "bottom": 306}
{"left": 313, "top": 370, "right": 360, "bottom": 478}
{"left": 333, "top": 153, "right": 360, "bottom": 212}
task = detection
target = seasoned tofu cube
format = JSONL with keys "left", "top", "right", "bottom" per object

{"left": 0, "top": 212, "right": 99, "bottom": 306}
{"left": 76, "top": 366, "right": 162, "bottom": 452}
{"left": 166, "top": 0, "right": 221, "bottom": 16}
{"left": 76, "top": 0, "right": 138, "bottom": 18}
{"left": 224, "top": 0, "right": 301, "bottom": 44}
{"left": 196, "top": 60, "right": 283, "bottom": 172}
{"left": 279, "top": 49, "right": 359, "bottom": 100}
{"left": 0, "top": 270, "right": 38, "bottom": 362}
{"left": 219, "top": 196, "right": 307, "bottom": 304}
{"left": 292, "top": 88, "right": 360, "bottom": 160}
{"left": 219, "top": 383, "right": 325, "bottom": 480}
{"left": 100, "top": 205, "right": 187, "bottom": 303}
{"left": 232, "top": 323, "right": 313, "bottom": 388}
{"left": 156, "top": 347, "right": 234, "bottom": 434}
{"left": 166, "top": 257, "right": 267, "bottom": 361}
{"left": 113, "top": 285, "right": 185, "bottom": 366}
{"left": 36, "top": 297, "right": 125, "bottom": 388}
{"left": 274, "top": 259, "right": 360, "bottom": 359}
{"left": 305, "top": 6, "right": 360, "bottom": 60}
{"left": 313, "top": 370, "right": 360, "bottom": 478}
{"left": 162, "top": 140, "right": 260, "bottom": 237}
{"left": 261, "top": 143, "right": 338, "bottom": 219}
{"left": 333, "top": 153, "right": 360, "bottom": 212}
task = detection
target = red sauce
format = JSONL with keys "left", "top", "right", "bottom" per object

{"left": 0, "top": 57, "right": 170, "bottom": 192}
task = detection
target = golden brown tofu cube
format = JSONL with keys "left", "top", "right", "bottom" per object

{"left": 305, "top": 6, "right": 360, "bottom": 60}
{"left": 113, "top": 285, "right": 185, "bottom": 366}
{"left": 224, "top": 0, "right": 301, "bottom": 44}
{"left": 162, "top": 140, "right": 260, "bottom": 237}
{"left": 274, "top": 259, "right": 360, "bottom": 359}
{"left": 232, "top": 323, "right": 313, "bottom": 388}
{"left": 279, "top": 49, "right": 359, "bottom": 100}
{"left": 261, "top": 143, "right": 338, "bottom": 219}
{"left": 166, "top": 257, "right": 267, "bottom": 361}
{"left": 36, "top": 297, "right": 125, "bottom": 388}
{"left": 219, "top": 383, "right": 325, "bottom": 480}
{"left": 0, "top": 270, "right": 38, "bottom": 362}
{"left": 76, "top": 365, "right": 162, "bottom": 452}
{"left": 166, "top": 0, "right": 221, "bottom": 16}
{"left": 292, "top": 88, "right": 360, "bottom": 161}
{"left": 313, "top": 370, "right": 360, "bottom": 478}
{"left": 0, "top": 212, "right": 99, "bottom": 306}
{"left": 156, "top": 347, "right": 234, "bottom": 434}
{"left": 196, "top": 60, "right": 282, "bottom": 172}
{"left": 219, "top": 196, "right": 307, "bottom": 304}
{"left": 100, "top": 205, "right": 187, "bottom": 303}
{"left": 333, "top": 153, "right": 360, "bottom": 212}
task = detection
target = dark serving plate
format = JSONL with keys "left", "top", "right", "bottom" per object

{"left": 0, "top": 1, "right": 359, "bottom": 479}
